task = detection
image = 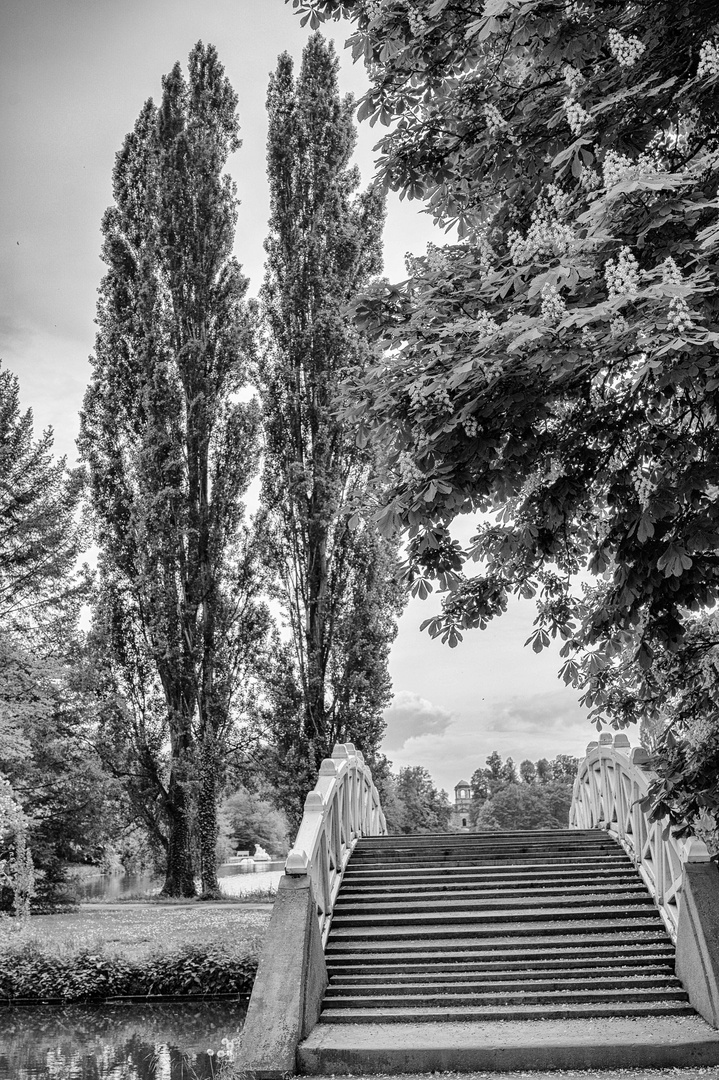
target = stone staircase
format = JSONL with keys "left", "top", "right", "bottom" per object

{"left": 297, "top": 829, "right": 719, "bottom": 1073}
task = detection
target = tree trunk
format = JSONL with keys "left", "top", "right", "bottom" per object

{"left": 198, "top": 735, "right": 221, "bottom": 898}
{"left": 160, "top": 760, "right": 196, "bottom": 897}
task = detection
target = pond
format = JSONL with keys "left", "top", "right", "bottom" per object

{"left": 72, "top": 862, "right": 286, "bottom": 902}
{"left": 0, "top": 999, "right": 246, "bottom": 1079}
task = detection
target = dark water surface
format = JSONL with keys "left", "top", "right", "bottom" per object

{"left": 0, "top": 1000, "right": 245, "bottom": 1079}
{"left": 72, "top": 861, "right": 285, "bottom": 901}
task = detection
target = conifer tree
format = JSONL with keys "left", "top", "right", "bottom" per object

{"left": 80, "top": 43, "right": 264, "bottom": 896}
{"left": 259, "top": 34, "right": 402, "bottom": 821}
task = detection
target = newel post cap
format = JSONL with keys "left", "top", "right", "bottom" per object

{"left": 586, "top": 741, "right": 599, "bottom": 753}
{"left": 629, "top": 746, "right": 651, "bottom": 766}
{"left": 684, "top": 836, "right": 712, "bottom": 863}
{"left": 331, "top": 743, "right": 350, "bottom": 760}
{"left": 599, "top": 733, "right": 613, "bottom": 745}
{"left": 285, "top": 848, "right": 310, "bottom": 874}
{"left": 613, "top": 733, "right": 631, "bottom": 750}
{"left": 319, "top": 759, "right": 339, "bottom": 776}
{"left": 304, "top": 791, "right": 324, "bottom": 811}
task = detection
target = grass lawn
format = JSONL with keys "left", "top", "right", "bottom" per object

{"left": 0, "top": 904, "right": 272, "bottom": 962}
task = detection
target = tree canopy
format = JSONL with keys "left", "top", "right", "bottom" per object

{"left": 80, "top": 42, "right": 267, "bottom": 896}
{"left": 258, "top": 33, "right": 403, "bottom": 822}
{"left": 290, "top": 0, "right": 719, "bottom": 840}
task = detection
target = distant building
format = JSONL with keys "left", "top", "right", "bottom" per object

{"left": 450, "top": 779, "right": 472, "bottom": 831}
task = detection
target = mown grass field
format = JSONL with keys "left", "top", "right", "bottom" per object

{"left": 0, "top": 903, "right": 272, "bottom": 962}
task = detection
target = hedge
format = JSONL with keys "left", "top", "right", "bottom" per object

{"left": 0, "top": 942, "right": 258, "bottom": 1003}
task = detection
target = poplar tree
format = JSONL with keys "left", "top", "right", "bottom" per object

{"left": 259, "top": 34, "right": 402, "bottom": 820}
{"left": 80, "top": 43, "right": 263, "bottom": 896}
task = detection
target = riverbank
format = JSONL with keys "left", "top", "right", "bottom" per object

{"left": 0, "top": 902, "right": 271, "bottom": 1003}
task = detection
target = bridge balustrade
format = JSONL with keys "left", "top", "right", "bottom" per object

{"left": 284, "top": 741, "right": 386, "bottom": 944}
{"left": 569, "top": 732, "right": 711, "bottom": 941}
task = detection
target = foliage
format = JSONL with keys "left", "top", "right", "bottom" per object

{"left": 0, "top": 776, "right": 34, "bottom": 920}
{"left": 290, "top": 0, "right": 719, "bottom": 840}
{"left": 0, "top": 941, "right": 257, "bottom": 1002}
{"left": 475, "top": 781, "right": 573, "bottom": 831}
{"left": 0, "top": 364, "right": 87, "bottom": 643}
{"left": 80, "top": 43, "right": 269, "bottom": 897}
{"left": 391, "top": 765, "right": 451, "bottom": 833}
{"left": 257, "top": 33, "right": 403, "bottom": 825}
{"left": 221, "top": 787, "right": 290, "bottom": 858}
{"left": 0, "top": 637, "right": 125, "bottom": 910}
{"left": 470, "top": 749, "right": 578, "bottom": 830}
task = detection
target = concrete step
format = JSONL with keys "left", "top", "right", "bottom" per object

{"left": 328, "top": 976, "right": 682, "bottom": 989}
{"left": 329, "top": 911, "right": 665, "bottom": 937}
{"left": 317, "top": 998, "right": 695, "bottom": 1023}
{"left": 326, "top": 954, "right": 676, "bottom": 976}
{"left": 296, "top": 1016, "right": 719, "bottom": 1073}
{"left": 326, "top": 929, "right": 672, "bottom": 954}
{"left": 326, "top": 974, "right": 682, "bottom": 996}
{"left": 346, "top": 853, "right": 630, "bottom": 870}
{"left": 322, "top": 984, "right": 689, "bottom": 1008}
{"left": 333, "top": 891, "right": 654, "bottom": 914}
{"left": 342, "top": 856, "right": 633, "bottom": 877}
{"left": 338, "top": 876, "right": 644, "bottom": 897}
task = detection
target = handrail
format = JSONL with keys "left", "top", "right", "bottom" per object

{"left": 569, "top": 732, "right": 711, "bottom": 941}
{"left": 284, "top": 742, "right": 387, "bottom": 945}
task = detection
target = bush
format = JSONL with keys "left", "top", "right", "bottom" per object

{"left": 0, "top": 941, "right": 258, "bottom": 1002}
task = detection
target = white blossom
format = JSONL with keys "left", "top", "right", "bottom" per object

{"left": 697, "top": 39, "right": 719, "bottom": 79}
{"left": 563, "top": 65, "right": 585, "bottom": 94}
{"left": 605, "top": 246, "right": 640, "bottom": 298}
{"left": 661, "top": 257, "right": 693, "bottom": 333}
{"left": 540, "top": 283, "right": 567, "bottom": 324}
{"left": 508, "top": 187, "right": 574, "bottom": 265}
{"left": 608, "top": 28, "right": 646, "bottom": 67}
{"left": 565, "top": 98, "right": 591, "bottom": 136}
{"left": 484, "top": 102, "right": 506, "bottom": 134}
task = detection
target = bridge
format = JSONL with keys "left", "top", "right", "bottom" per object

{"left": 239, "top": 736, "right": 719, "bottom": 1076}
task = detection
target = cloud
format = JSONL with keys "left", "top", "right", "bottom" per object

{"left": 382, "top": 690, "right": 454, "bottom": 750}
{"left": 485, "top": 690, "right": 590, "bottom": 734}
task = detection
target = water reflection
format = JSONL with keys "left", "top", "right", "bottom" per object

{"left": 0, "top": 1000, "right": 245, "bottom": 1079}
{"left": 72, "top": 862, "right": 285, "bottom": 902}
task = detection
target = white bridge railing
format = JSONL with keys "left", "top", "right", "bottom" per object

{"left": 284, "top": 742, "right": 386, "bottom": 945}
{"left": 570, "top": 732, "right": 711, "bottom": 941}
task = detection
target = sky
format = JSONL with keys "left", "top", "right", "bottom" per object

{"left": 0, "top": 0, "right": 604, "bottom": 795}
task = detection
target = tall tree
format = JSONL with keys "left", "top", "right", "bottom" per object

{"left": 80, "top": 43, "right": 263, "bottom": 897}
{"left": 0, "top": 364, "right": 85, "bottom": 642}
{"left": 292, "top": 0, "right": 719, "bottom": 841}
{"left": 258, "top": 33, "right": 401, "bottom": 820}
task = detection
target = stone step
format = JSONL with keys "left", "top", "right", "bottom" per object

{"left": 342, "top": 856, "right": 633, "bottom": 876}
{"left": 326, "top": 974, "right": 681, "bottom": 996}
{"left": 326, "top": 928, "right": 671, "bottom": 952}
{"left": 346, "top": 852, "right": 630, "bottom": 870}
{"left": 338, "top": 876, "right": 643, "bottom": 897}
{"left": 297, "top": 1016, "right": 719, "bottom": 1073}
{"left": 322, "top": 984, "right": 689, "bottom": 1009}
{"left": 318, "top": 998, "right": 695, "bottom": 1024}
{"left": 329, "top": 906, "right": 660, "bottom": 933}
{"left": 326, "top": 951, "right": 676, "bottom": 975}
{"left": 328, "top": 967, "right": 673, "bottom": 984}
{"left": 352, "top": 831, "right": 612, "bottom": 850}
{"left": 333, "top": 891, "right": 654, "bottom": 914}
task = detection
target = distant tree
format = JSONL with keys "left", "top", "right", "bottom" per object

{"left": 536, "top": 759, "right": 553, "bottom": 784}
{"left": 519, "top": 759, "right": 537, "bottom": 785}
{"left": 0, "top": 364, "right": 86, "bottom": 642}
{"left": 258, "top": 33, "right": 401, "bottom": 819}
{"left": 550, "top": 755, "right": 581, "bottom": 785}
{"left": 221, "top": 788, "right": 290, "bottom": 858}
{"left": 80, "top": 43, "right": 265, "bottom": 897}
{"left": 475, "top": 781, "right": 573, "bottom": 833}
{"left": 394, "top": 766, "right": 451, "bottom": 834}
{"left": 501, "top": 756, "right": 519, "bottom": 785}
